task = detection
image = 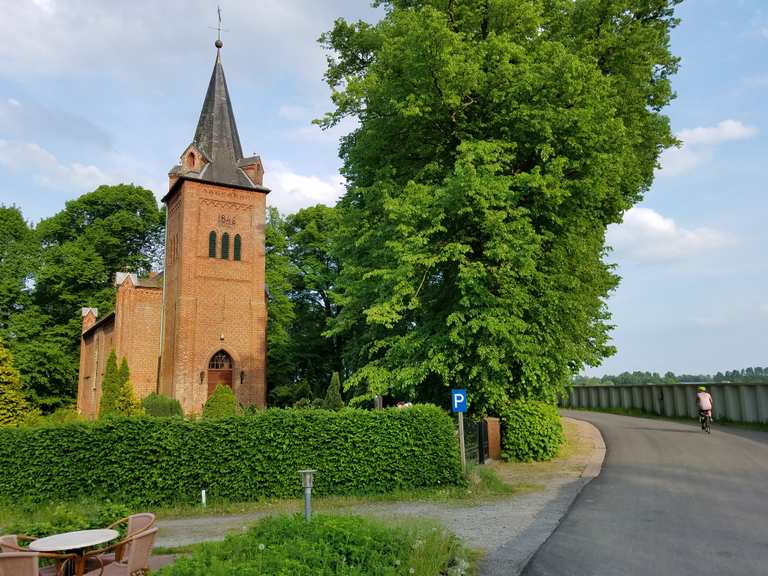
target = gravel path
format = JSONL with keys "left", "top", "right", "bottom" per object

{"left": 156, "top": 416, "right": 605, "bottom": 576}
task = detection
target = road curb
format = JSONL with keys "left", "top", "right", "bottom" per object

{"left": 578, "top": 418, "right": 606, "bottom": 480}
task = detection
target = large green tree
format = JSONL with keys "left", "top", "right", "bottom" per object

{"left": 266, "top": 205, "right": 346, "bottom": 403}
{"left": 320, "top": 0, "right": 681, "bottom": 413}
{"left": 0, "top": 185, "right": 164, "bottom": 411}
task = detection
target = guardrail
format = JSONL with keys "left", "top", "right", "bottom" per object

{"left": 562, "top": 383, "right": 768, "bottom": 424}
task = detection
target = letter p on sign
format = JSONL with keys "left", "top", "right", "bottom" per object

{"left": 451, "top": 389, "right": 467, "bottom": 413}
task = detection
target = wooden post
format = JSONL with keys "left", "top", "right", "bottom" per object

{"left": 458, "top": 412, "right": 466, "bottom": 473}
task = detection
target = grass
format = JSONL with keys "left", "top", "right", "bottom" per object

{"left": 568, "top": 406, "right": 768, "bottom": 433}
{"left": 0, "top": 465, "right": 534, "bottom": 535}
{"left": 153, "top": 513, "right": 478, "bottom": 575}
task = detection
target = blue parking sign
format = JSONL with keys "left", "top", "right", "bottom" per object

{"left": 451, "top": 389, "right": 467, "bottom": 413}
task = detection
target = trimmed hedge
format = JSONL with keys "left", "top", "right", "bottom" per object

{"left": 499, "top": 399, "right": 564, "bottom": 462}
{"left": 0, "top": 405, "right": 461, "bottom": 506}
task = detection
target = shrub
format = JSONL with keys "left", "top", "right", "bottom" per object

{"left": 0, "top": 339, "right": 30, "bottom": 427}
{"left": 155, "top": 514, "right": 474, "bottom": 576}
{"left": 0, "top": 405, "right": 461, "bottom": 506}
{"left": 499, "top": 399, "right": 564, "bottom": 462}
{"left": 141, "top": 393, "right": 183, "bottom": 418}
{"left": 4, "top": 501, "right": 131, "bottom": 538}
{"left": 323, "top": 371, "right": 344, "bottom": 411}
{"left": 202, "top": 384, "right": 240, "bottom": 418}
{"left": 99, "top": 353, "right": 141, "bottom": 418}
{"left": 98, "top": 351, "right": 119, "bottom": 417}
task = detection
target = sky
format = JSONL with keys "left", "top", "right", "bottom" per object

{"left": 0, "top": 0, "right": 765, "bottom": 376}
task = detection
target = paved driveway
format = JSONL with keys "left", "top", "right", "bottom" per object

{"left": 524, "top": 411, "right": 768, "bottom": 576}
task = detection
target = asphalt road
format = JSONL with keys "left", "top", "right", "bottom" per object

{"left": 523, "top": 411, "right": 768, "bottom": 576}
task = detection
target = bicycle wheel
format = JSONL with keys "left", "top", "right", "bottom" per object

{"left": 704, "top": 416, "right": 711, "bottom": 434}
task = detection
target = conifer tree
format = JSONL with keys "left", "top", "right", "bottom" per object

{"left": 324, "top": 371, "right": 344, "bottom": 411}
{"left": 115, "top": 357, "right": 141, "bottom": 416}
{"left": 0, "top": 339, "right": 30, "bottom": 426}
{"left": 98, "top": 350, "right": 120, "bottom": 418}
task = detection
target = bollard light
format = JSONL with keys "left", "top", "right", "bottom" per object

{"left": 201, "top": 488, "right": 207, "bottom": 507}
{"left": 299, "top": 469, "right": 316, "bottom": 521}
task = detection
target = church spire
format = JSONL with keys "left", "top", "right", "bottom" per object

{"left": 189, "top": 43, "right": 255, "bottom": 188}
{"left": 166, "top": 31, "right": 266, "bottom": 196}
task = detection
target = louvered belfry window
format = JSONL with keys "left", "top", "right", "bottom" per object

{"left": 208, "top": 231, "right": 217, "bottom": 258}
{"left": 234, "top": 234, "right": 242, "bottom": 261}
{"left": 221, "top": 233, "right": 230, "bottom": 259}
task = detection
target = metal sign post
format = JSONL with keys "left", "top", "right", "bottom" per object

{"left": 451, "top": 389, "right": 467, "bottom": 473}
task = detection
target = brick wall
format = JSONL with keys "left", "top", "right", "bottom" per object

{"left": 159, "top": 179, "right": 267, "bottom": 414}
{"left": 114, "top": 280, "right": 162, "bottom": 400}
{"left": 77, "top": 314, "right": 116, "bottom": 418}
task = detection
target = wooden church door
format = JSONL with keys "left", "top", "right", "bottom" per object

{"left": 207, "top": 350, "right": 233, "bottom": 396}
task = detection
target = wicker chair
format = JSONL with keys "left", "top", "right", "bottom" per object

{"left": 0, "top": 537, "right": 76, "bottom": 576}
{"left": 83, "top": 527, "right": 158, "bottom": 576}
{"left": 0, "top": 551, "right": 39, "bottom": 576}
{"left": 82, "top": 513, "right": 155, "bottom": 571}
{"left": 0, "top": 534, "right": 36, "bottom": 553}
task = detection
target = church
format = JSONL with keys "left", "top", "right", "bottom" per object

{"left": 77, "top": 40, "right": 269, "bottom": 416}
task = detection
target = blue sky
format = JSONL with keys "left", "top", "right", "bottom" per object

{"left": 0, "top": 0, "right": 765, "bottom": 375}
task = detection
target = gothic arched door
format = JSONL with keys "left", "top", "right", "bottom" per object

{"left": 207, "top": 350, "right": 233, "bottom": 396}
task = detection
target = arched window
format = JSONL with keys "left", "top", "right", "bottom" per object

{"left": 234, "top": 234, "right": 242, "bottom": 261}
{"left": 208, "top": 231, "right": 217, "bottom": 258}
{"left": 221, "top": 233, "right": 230, "bottom": 259}
{"left": 208, "top": 350, "right": 233, "bottom": 369}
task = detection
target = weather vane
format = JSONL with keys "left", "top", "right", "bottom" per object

{"left": 210, "top": 5, "right": 228, "bottom": 48}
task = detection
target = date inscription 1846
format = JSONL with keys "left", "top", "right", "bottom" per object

{"left": 219, "top": 214, "right": 236, "bottom": 227}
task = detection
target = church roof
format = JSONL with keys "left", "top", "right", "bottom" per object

{"left": 191, "top": 48, "right": 254, "bottom": 189}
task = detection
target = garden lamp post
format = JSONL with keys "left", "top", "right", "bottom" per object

{"left": 299, "top": 469, "right": 316, "bottom": 521}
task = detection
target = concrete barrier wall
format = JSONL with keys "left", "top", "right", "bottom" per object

{"left": 563, "top": 383, "right": 768, "bottom": 424}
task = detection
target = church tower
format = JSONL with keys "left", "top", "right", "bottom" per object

{"left": 159, "top": 39, "right": 269, "bottom": 413}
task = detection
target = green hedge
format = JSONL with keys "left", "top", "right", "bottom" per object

{"left": 0, "top": 405, "right": 461, "bottom": 506}
{"left": 499, "top": 399, "right": 564, "bottom": 462}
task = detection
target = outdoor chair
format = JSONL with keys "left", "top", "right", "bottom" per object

{"left": 83, "top": 527, "right": 158, "bottom": 576}
{"left": 83, "top": 513, "right": 155, "bottom": 571}
{"left": 0, "top": 538, "right": 75, "bottom": 576}
{"left": 0, "top": 534, "right": 36, "bottom": 553}
{"left": 0, "top": 551, "right": 38, "bottom": 576}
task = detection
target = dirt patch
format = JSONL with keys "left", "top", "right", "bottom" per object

{"left": 490, "top": 417, "right": 599, "bottom": 486}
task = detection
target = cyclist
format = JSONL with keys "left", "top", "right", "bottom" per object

{"left": 696, "top": 386, "right": 713, "bottom": 429}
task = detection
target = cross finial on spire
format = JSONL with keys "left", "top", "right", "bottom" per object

{"left": 212, "top": 5, "right": 227, "bottom": 49}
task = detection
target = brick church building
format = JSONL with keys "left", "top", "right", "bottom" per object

{"left": 77, "top": 42, "right": 269, "bottom": 416}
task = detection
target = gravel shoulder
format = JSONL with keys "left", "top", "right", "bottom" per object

{"left": 156, "top": 415, "right": 605, "bottom": 576}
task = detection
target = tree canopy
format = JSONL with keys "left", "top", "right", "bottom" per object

{"left": 0, "top": 184, "right": 164, "bottom": 411}
{"left": 319, "top": 0, "right": 681, "bottom": 413}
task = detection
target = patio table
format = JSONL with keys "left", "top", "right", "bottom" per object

{"left": 29, "top": 529, "right": 119, "bottom": 576}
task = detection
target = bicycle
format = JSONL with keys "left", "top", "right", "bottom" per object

{"left": 699, "top": 410, "right": 711, "bottom": 434}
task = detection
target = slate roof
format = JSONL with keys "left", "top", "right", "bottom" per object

{"left": 191, "top": 49, "right": 255, "bottom": 189}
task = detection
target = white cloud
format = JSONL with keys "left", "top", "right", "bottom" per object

{"left": 0, "top": 1, "right": 381, "bottom": 82}
{"left": 607, "top": 207, "right": 733, "bottom": 263}
{"left": 657, "top": 146, "right": 706, "bottom": 177}
{"left": 0, "top": 140, "right": 111, "bottom": 191}
{"left": 658, "top": 119, "right": 759, "bottom": 176}
{"left": 265, "top": 161, "right": 345, "bottom": 215}
{"left": 677, "top": 120, "right": 758, "bottom": 146}
{"left": 0, "top": 97, "right": 112, "bottom": 150}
